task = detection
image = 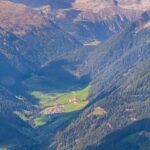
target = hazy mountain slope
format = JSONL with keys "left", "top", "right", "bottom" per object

{"left": 43, "top": 19, "right": 150, "bottom": 99}
{"left": 11, "top": 0, "right": 150, "bottom": 42}
{"left": 51, "top": 0, "right": 150, "bottom": 42}
{"left": 20, "top": 23, "right": 81, "bottom": 66}
{"left": 0, "top": 0, "right": 81, "bottom": 67}
{"left": 48, "top": 21, "right": 150, "bottom": 150}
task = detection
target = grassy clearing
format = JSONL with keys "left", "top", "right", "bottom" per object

{"left": 0, "top": 148, "right": 7, "bottom": 150}
{"left": 33, "top": 115, "right": 50, "bottom": 127}
{"left": 84, "top": 40, "right": 101, "bottom": 46}
{"left": 64, "top": 102, "right": 87, "bottom": 113}
{"left": 53, "top": 86, "right": 90, "bottom": 105}
{"left": 31, "top": 91, "right": 61, "bottom": 108}
{"left": 14, "top": 111, "right": 28, "bottom": 121}
{"left": 31, "top": 86, "right": 90, "bottom": 112}
{"left": 18, "top": 86, "right": 90, "bottom": 127}
{"left": 31, "top": 91, "right": 52, "bottom": 101}
{"left": 90, "top": 107, "right": 107, "bottom": 117}
{"left": 53, "top": 86, "right": 90, "bottom": 112}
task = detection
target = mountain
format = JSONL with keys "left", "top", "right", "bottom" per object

{"left": 0, "top": 0, "right": 81, "bottom": 67}
{"left": 11, "top": 0, "right": 150, "bottom": 42}
{"left": 47, "top": 19, "right": 150, "bottom": 150}
{"left": 0, "top": 1, "right": 150, "bottom": 150}
{"left": 0, "top": 0, "right": 82, "bottom": 94}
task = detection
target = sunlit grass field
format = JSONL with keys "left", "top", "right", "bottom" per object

{"left": 31, "top": 86, "right": 90, "bottom": 112}
{"left": 15, "top": 86, "right": 90, "bottom": 127}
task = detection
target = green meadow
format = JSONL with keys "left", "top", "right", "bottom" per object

{"left": 0, "top": 148, "right": 7, "bottom": 150}
{"left": 15, "top": 86, "right": 90, "bottom": 127}
{"left": 31, "top": 86, "right": 90, "bottom": 112}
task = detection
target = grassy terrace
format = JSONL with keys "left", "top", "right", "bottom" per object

{"left": 31, "top": 86, "right": 90, "bottom": 113}
{"left": 15, "top": 86, "right": 90, "bottom": 127}
{"left": 34, "top": 114, "right": 51, "bottom": 127}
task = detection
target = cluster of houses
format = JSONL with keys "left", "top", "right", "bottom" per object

{"left": 68, "top": 98, "right": 77, "bottom": 104}
{"left": 43, "top": 98, "right": 78, "bottom": 115}
{"left": 43, "top": 105, "right": 65, "bottom": 115}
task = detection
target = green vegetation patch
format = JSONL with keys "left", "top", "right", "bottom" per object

{"left": 0, "top": 148, "right": 7, "bottom": 150}
{"left": 29, "top": 86, "right": 90, "bottom": 127}
{"left": 31, "top": 86, "right": 90, "bottom": 111}
{"left": 31, "top": 91, "right": 61, "bottom": 108}
{"left": 64, "top": 102, "right": 87, "bottom": 113}
{"left": 33, "top": 115, "right": 51, "bottom": 127}
{"left": 14, "top": 111, "right": 28, "bottom": 122}
{"left": 54, "top": 86, "right": 90, "bottom": 105}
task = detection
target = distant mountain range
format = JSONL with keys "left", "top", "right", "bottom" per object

{"left": 11, "top": 0, "right": 150, "bottom": 42}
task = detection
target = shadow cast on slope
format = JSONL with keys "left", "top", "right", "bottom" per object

{"left": 35, "top": 60, "right": 91, "bottom": 92}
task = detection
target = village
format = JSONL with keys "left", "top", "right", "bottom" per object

{"left": 42, "top": 98, "right": 78, "bottom": 115}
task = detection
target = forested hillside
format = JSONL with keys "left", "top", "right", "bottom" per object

{"left": 0, "top": 85, "right": 37, "bottom": 149}
{"left": 48, "top": 20, "right": 150, "bottom": 150}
